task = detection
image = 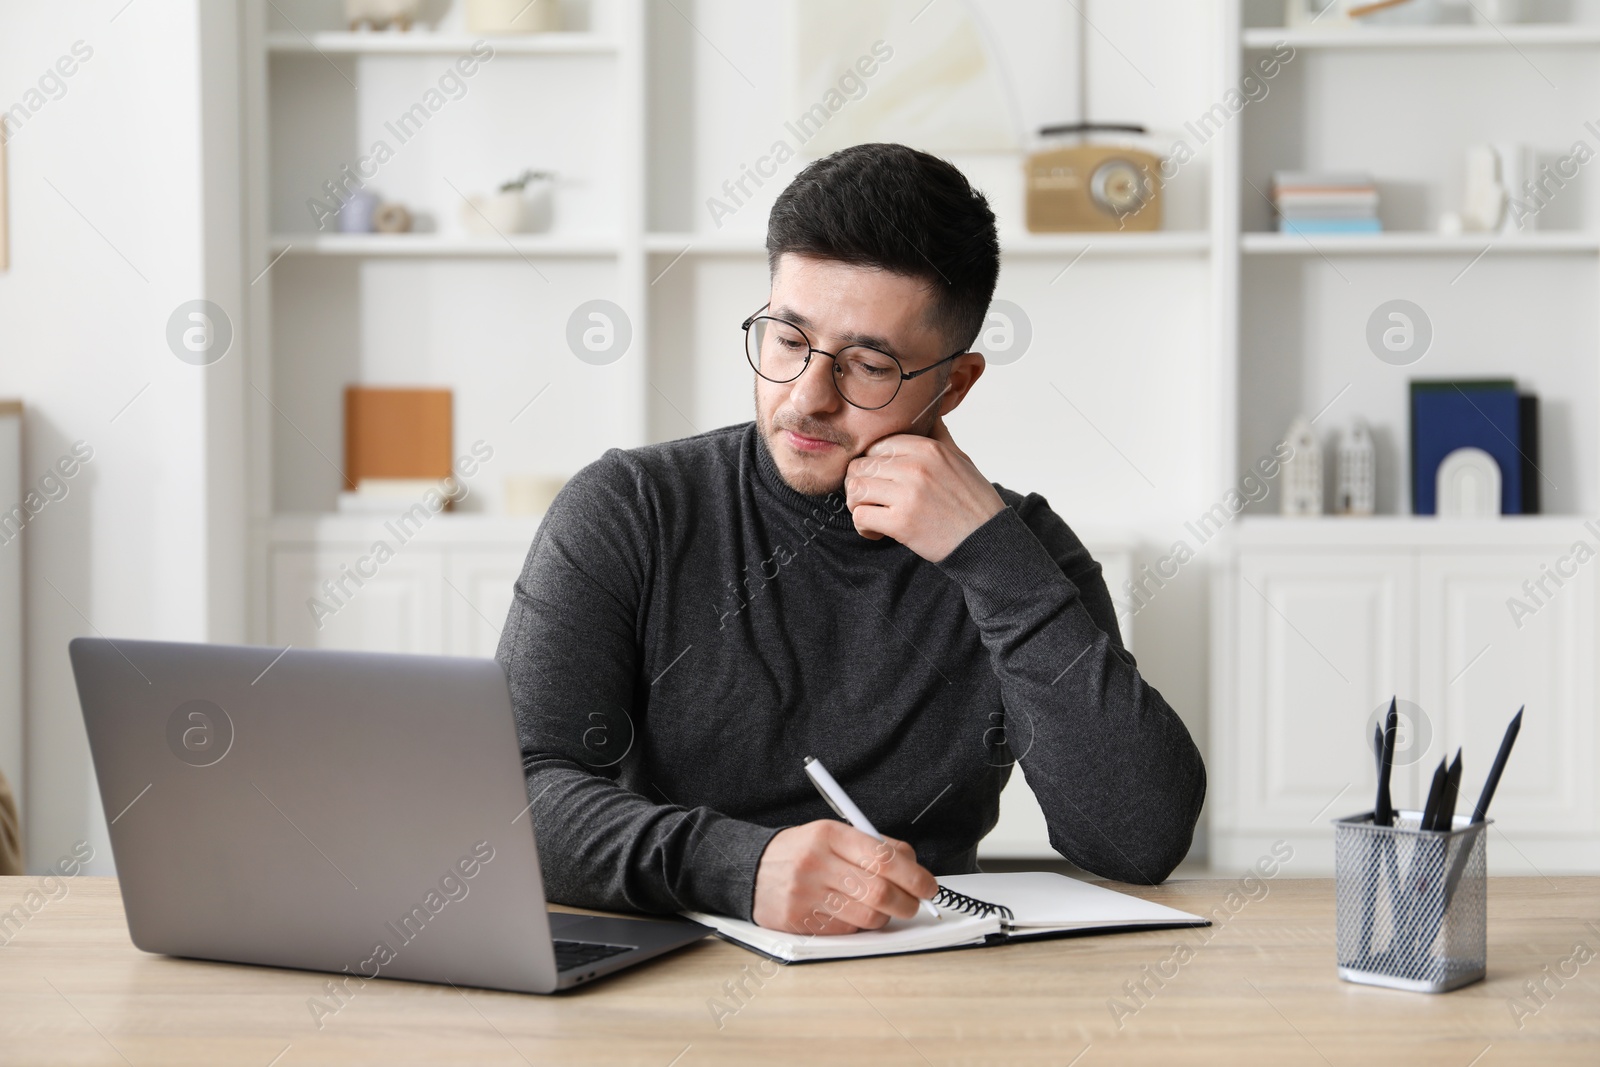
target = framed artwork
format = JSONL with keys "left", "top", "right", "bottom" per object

{"left": 790, "top": 0, "right": 1082, "bottom": 156}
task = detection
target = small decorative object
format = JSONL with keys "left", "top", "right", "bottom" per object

{"left": 1436, "top": 447, "right": 1502, "bottom": 518}
{"left": 1025, "top": 124, "right": 1163, "bottom": 233}
{"left": 372, "top": 201, "right": 412, "bottom": 233}
{"left": 504, "top": 475, "right": 567, "bottom": 517}
{"left": 1460, "top": 145, "right": 1506, "bottom": 233}
{"left": 1281, "top": 415, "right": 1324, "bottom": 516}
{"left": 339, "top": 189, "right": 379, "bottom": 234}
{"left": 1494, "top": 143, "right": 1536, "bottom": 233}
{"left": 344, "top": 0, "right": 420, "bottom": 31}
{"left": 1336, "top": 419, "right": 1376, "bottom": 516}
{"left": 462, "top": 170, "right": 555, "bottom": 235}
{"left": 466, "top": 0, "right": 562, "bottom": 34}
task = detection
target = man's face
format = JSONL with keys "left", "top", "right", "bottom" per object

{"left": 754, "top": 254, "right": 965, "bottom": 496}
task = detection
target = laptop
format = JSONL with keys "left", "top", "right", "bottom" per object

{"left": 69, "top": 637, "right": 710, "bottom": 993}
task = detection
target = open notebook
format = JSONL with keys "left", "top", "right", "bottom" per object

{"left": 682, "top": 872, "right": 1209, "bottom": 963}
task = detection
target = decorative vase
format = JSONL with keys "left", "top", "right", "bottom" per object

{"left": 345, "top": 0, "right": 420, "bottom": 31}
{"left": 465, "top": 0, "right": 562, "bottom": 34}
{"left": 462, "top": 190, "right": 528, "bottom": 235}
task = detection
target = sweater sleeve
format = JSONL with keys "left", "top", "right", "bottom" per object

{"left": 935, "top": 494, "right": 1205, "bottom": 883}
{"left": 495, "top": 450, "right": 780, "bottom": 920}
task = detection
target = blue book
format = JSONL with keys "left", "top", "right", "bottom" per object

{"left": 1278, "top": 218, "right": 1383, "bottom": 235}
{"left": 1410, "top": 380, "right": 1523, "bottom": 515}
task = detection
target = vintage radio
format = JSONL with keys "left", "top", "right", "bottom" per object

{"left": 1025, "top": 123, "right": 1164, "bottom": 233}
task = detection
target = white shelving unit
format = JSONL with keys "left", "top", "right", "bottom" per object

{"left": 1243, "top": 24, "right": 1600, "bottom": 48}
{"left": 263, "top": 31, "right": 621, "bottom": 54}
{"left": 239, "top": 0, "right": 1599, "bottom": 868}
{"left": 1241, "top": 232, "right": 1600, "bottom": 254}
{"left": 267, "top": 233, "right": 624, "bottom": 256}
{"left": 1211, "top": 0, "right": 1600, "bottom": 872}
{"left": 241, "top": 0, "right": 1224, "bottom": 864}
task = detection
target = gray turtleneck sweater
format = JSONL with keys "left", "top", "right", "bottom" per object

{"left": 495, "top": 421, "right": 1205, "bottom": 921}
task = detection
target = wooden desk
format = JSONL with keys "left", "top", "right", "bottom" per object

{"left": 2, "top": 876, "right": 1596, "bottom": 1065}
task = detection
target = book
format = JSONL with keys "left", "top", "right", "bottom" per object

{"left": 1278, "top": 218, "right": 1383, "bottom": 235}
{"left": 681, "top": 872, "right": 1209, "bottom": 964}
{"left": 1519, "top": 394, "right": 1541, "bottom": 515}
{"left": 343, "top": 386, "right": 453, "bottom": 491}
{"left": 1410, "top": 380, "right": 1524, "bottom": 515}
{"left": 1273, "top": 171, "right": 1375, "bottom": 191}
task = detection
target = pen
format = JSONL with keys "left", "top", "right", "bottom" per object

{"left": 1472, "top": 707, "right": 1522, "bottom": 823}
{"left": 1375, "top": 697, "right": 1398, "bottom": 827}
{"left": 803, "top": 756, "right": 940, "bottom": 921}
{"left": 1434, "top": 749, "right": 1462, "bottom": 833}
{"left": 1441, "top": 707, "right": 1524, "bottom": 910}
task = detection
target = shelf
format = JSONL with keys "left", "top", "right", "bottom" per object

{"left": 1233, "top": 514, "right": 1600, "bottom": 548}
{"left": 265, "top": 31, "right": 619, "bottom": 55}
{"left": 642, "top": 231, "right": 1213, "bottom": 257}
{"left": 268, "top": 513, "right": 543, "bottom": 546}
{"left": 1241, "top": 232, "right": 1600, "bottom": 255}
{"left": 268, "top": 233, "right": 621, "bottom": 257}
{"left": 1243, "top": 24, "right": 1600, "bottom": 49}
{"left": 1000, "top": 232, "right": 1211, "bottom": 256}
{"left": 643, "top": 232, "right": 766, "bottom": 255}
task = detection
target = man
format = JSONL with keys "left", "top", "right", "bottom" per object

{"left": 497, "top": 143, "right": 1205, "bottom": 936}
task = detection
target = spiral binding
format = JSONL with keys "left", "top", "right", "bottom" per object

{"left": 932, "top": 885, "right": 1013, "bottom": 922}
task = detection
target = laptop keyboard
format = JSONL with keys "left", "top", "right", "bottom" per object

{"left": 553, "top": 939, "right": 634, "bottom": 972}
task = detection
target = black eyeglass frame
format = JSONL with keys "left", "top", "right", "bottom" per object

{"left": 741, "top": 303, "right": 967, "bottom": 411}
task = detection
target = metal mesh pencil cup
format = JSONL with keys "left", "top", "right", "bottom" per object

{"left": 1333, "top": 810, "right": 1489, "bottom": 993}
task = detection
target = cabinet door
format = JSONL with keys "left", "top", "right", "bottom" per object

{"left": 1419, "top": 550, "right": 1597, "bottom": 840}
{"left": 270, "top": 548, "right": 444, "bottom": 654}
{"left": 443, "top": 549, "right": 528, "bottom": 659}
{"left": 1231, "top": 551, "right": 1417, "bottom": 835}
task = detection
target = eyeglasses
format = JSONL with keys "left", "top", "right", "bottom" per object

{"left": 741, "top": 304, "right": 965, "bottom": 411}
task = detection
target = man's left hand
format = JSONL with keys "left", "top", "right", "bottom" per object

{"left": 845, "top": 418, "right": 1006, "bottom": 562}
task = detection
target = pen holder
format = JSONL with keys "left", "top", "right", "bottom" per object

{"left": 1333, "top": 810, "right": 1490, "bottom": 993}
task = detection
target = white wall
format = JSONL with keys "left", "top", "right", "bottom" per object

{"left": 0, "top": 0, "right": 245, "bottom": 874}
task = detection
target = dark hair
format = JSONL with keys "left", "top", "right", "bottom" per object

{"left": 765, "top": 143, "right": 999, "bottom": 354}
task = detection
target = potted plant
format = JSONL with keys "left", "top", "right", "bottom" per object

{"left": 461, "top": 170, "right": 556, "bottom": 235}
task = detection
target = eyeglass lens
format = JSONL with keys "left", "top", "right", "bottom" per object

{"left": 746, "top": 317, "right": 902, "bottom": 409}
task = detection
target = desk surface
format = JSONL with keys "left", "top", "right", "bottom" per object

{"left": 2, "top": 875, "right": 1597, "bottom": 1065}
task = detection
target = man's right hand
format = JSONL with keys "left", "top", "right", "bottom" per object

{"left": 751, "top": 820, "right": 939, "bottom": 935}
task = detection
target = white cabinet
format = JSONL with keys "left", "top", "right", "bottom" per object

{"left": 1213, "top": 519, "right": 1600, "bottom": 873}
{"left": 443, "top": 551, "right": 527, "bottom": 658}
{"left": 270, "top": 547, "right": 444, "bottom": 654}
{"left": 1230, "top": 550, "right": 1418, "bottom": 838}
{"left": 1418, "top": 552, "right": 1598, "bottom": 856}
{"left": 267, "top": 517, "right": 536, "bottom": 658}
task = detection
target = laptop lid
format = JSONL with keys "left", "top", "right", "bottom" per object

{"left": 69, "top": 637, "right": 563, "bottom": 994}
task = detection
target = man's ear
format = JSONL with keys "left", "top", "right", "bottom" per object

{"left": 936, "top": 353, "right": 986, "bottom": 417}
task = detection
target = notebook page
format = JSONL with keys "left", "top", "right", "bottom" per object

{"left": 937, "top": 872, "right": 1206, "bottom": 930}
{"left": 682, "top": 907, "right": 998, "bottom": 961}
